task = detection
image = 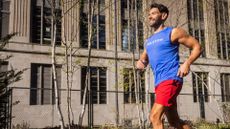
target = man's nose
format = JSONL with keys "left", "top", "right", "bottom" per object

{"left": 148, "top": 16, "right": 152, "bottom": 20}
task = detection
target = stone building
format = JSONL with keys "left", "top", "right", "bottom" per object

{"left": 0, "top": 0, "right": 230, "bottom": 128}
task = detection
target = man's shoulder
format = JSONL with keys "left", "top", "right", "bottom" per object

{"left": 171, "top": 27, "right": 189, "bottom": 43}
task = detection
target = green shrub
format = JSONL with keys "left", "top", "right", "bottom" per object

{"left": 193, "top": 119, "right": 230, "bottom": 129}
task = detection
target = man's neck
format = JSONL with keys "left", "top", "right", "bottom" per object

{"left": 154, "top": 24, "right": 166, "bottom": 34}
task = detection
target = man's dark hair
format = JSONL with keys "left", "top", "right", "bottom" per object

{"left": 150, "top": 3, "right": 169, "bottom": 16}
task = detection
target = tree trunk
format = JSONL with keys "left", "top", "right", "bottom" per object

{"left": 60, "top": 0, "right": 71, "bottom": 127}
{"left": 145, "top": 66, "right": 151, "bottom": 126}
{"left": 78, "top": 0, "right": 95, "bottom": 127}
{"left": 51, "top": 1, "right": 65, "bottom": 128}
{"left": 61, "top": 1, "right": 82, "bottom": 127}
{"left": 113, "top": 0, "right": 119, "bottom": 126}
{"left": 131, "top": 0, "right": 142, "bottom": 128}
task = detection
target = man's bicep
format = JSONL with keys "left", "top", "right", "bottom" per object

{"left": 172, "top": 28, "right": 191, "bottom": 46}
{"left": 179, "top": 35, "right": 199, "bottom": 49}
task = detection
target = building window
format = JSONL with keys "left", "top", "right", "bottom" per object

{"left": 0, "top": 0, "right": 10, "bottom": 38}
{"left": 192, "top": 72, "right": 209, "bottom": 103}
{"left": 187, "top": 0, "right": 206, "bottom": 57}
{"left": 80, "top": 0, "right": 106, "bottom": 49}
{"left": 220, "top": 74, "right": 230, "bottom": 102}
{"left": 0, "top": 62, "right": 8, "bottom": 71}
{"left": 30, "top": 64, "right": 62, "bottom": 105}
{"left": 81, "top": 66, "right": 107, "bottom": 104}
{"left": 31, "top": 0, "right": 62, "bottom": 45}
{"left": 0, "top": 62, "right": 8, "bottom": 81}
{"left": 0, "top": 61, "right": 8, "bottom": 86}
{"left": 123, "top": 68, "right": 145, "bottom": 104}
{"left": 215, "top": 0, "right": 230, "bottom": 60}
{"left": 121, "top": 0, "right": 144, "bottom": 52}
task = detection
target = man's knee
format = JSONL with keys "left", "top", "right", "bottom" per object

{"left": 150, "top": 103, "right": 165, "bottom": 126}
{"left": 150, "top": 111, "right": 162, "bottom": 124}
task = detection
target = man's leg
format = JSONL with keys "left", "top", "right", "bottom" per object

{"left": 150, "top": 103, "right": 165, "bottom": 129}
{"left": 165, "top": 105, "right": 190, "bottom": 129}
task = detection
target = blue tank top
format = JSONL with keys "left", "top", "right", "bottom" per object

{"left": 145, "top": 27, "right": 183, "bottom": 87}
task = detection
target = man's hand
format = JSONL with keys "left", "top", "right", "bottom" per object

{"left": 177, "top": 61, "right": 190, "bottom": 78}
{"left": 136, "top": 60, "right": 147, "bottom": 70}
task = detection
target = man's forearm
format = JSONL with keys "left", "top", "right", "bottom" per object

{"left": 185, "top": 44, "right": 201, "bottom": 65}
{"left": 139, "top": 50, "right": 149, "bottom": 63}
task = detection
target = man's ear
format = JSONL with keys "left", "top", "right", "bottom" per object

{"left": 161, "top": 13, "right": 168, "bottom": 20}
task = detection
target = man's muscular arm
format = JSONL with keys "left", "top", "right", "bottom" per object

{"left": 171, "top": 28, "right": 202, "bottom": 77}
{"left": 136, "top": 49, "right": 149, "bottom": 70}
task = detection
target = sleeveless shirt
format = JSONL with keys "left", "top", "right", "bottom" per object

{"left": 145, "top": 27, "right": 183, "bottom": 87}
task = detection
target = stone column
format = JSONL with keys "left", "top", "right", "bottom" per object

{"left": 203, "top": 0, "right": 218, "bottom": 59}
{"left": 9, "top": 0, "right": 31, "bottom": 42}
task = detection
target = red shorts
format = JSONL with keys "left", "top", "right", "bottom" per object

{"left": 155, "top": 80, "right": 182, "bottom": 107}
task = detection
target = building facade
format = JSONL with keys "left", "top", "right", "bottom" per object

{"left": 0, "top": 0, "right": 230, "bottom": 128}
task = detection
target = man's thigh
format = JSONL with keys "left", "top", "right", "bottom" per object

{"left": 155, "top": 80, "right": 182, "bottom": 107}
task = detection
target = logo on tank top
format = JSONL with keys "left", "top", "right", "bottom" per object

{"left": 146, "top": 38, "right": 164, "bottom": 46}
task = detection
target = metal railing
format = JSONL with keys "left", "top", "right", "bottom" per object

{"left": 6, "top": 86, "right": 230, "bottom": 129}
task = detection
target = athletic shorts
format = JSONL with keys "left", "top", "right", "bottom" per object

{"left": 155, "top": 80, "right": 182, "bottom": 107}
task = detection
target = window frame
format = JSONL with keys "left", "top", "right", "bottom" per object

{"left": 79, "top": 0, "right": 106, "bottom": 49}
{"left": 30, "top": 63, "right": 62, "bottom": 105}
{"left": 81, "top": 66, "right": 107, "bottom": 104}
{"left": 31, "top": 0, "right": 62, "bottom": 45}
{"left": 220, "top": 73, "right": 230, "bottom": 102}
{"left": 215, "top": 0, "right": 230, "bottom": 60}
{"left": 121, "top": 0, "right": 144, "bottom": 52}
{"left": 192, "top": 72, "right": 209, "bottom": 103}
{"left": 0, "top": 0, "right": 10, "bottom": 38}
{"left": 187, "top": 0, "right": 206, "bottom": 57}
{"left": 123, "top": 68, "right": 145, "bottom": 104}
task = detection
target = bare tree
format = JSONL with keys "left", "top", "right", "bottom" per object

{"left": 61, "top": 0, "right": 81, "bottom": 127}
{"left": 113, "top": 0, "right": 119, "bottom": 126}
{"left": 50, "top": 0, "right": 65, "bottom": 128}
{"left": 134, "top": 1, "right": 146, "bottom": 128}
{"left": 78, "top": 0, "right": 96, "bottom": 127}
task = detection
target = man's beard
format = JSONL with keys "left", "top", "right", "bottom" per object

{"left": 150, "top": 20, "right": 163, "bottom": 28}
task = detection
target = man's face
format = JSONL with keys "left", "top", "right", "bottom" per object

{"left": 148, "top": 8, "right": 164, "bottom": 28}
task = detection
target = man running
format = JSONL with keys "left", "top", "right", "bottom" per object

{"left": 136, "top": 3, "right": 201, "bottom": 129}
